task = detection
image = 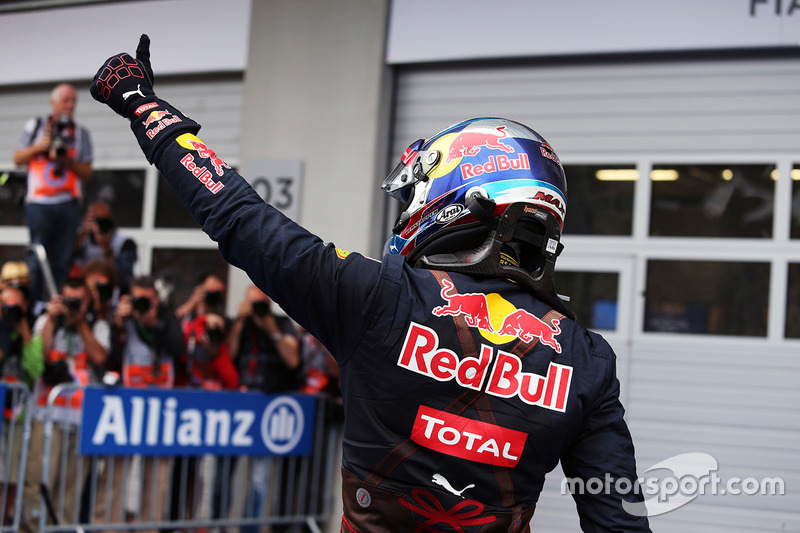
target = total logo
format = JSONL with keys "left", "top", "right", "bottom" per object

{"left": 411, "top": 405, "right": 527, "bottom": 467}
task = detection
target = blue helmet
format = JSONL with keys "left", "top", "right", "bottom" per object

{"left": 382, "top": 117, "right": 572, "bottom": 316}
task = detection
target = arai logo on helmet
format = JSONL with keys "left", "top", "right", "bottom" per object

{"left": 435, "top": 204, "right": 464, "bottom": 224}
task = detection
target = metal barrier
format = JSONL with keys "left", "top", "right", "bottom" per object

{"left": 0, "top": 383, "right": 33, "bottom": 533}
{"left": 28, "top": 384, "right": 342, "bottom": 533}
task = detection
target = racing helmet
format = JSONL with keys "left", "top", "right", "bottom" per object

{"left": 382, "top": 117, "right": 573, "bottom": 317}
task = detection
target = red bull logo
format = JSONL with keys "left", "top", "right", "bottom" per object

{"left": 397, "top": 323, "right": 572, "bottom": 412}
{"left": 142, "top": 110, "right": 183, "bottom": 140}
{"left": 460, "top": 153, "right": 530, "bottom": 181}
{"left": 179, "top": 154, "right": 225, "bottom": 194}
{"left": 497, "top": 310, "right": 561, "bottom": 353}
{"left": 432, "top": 278, "right": 494, "bottom": 332}
{"left": 142, "top": 110, "right": 169, "bottom": 127}
{"left": 186, "top": 139, "right": 230, "bottom": 176}
{"left": 445, "top": 126, "right": 514, "bottom": 163}
{"left": 431, "top": 279, "right": 563, "bottom": 352}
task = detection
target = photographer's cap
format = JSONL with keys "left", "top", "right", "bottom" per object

{"left": 1, "top": 261, "right": 30, "bottom": 283}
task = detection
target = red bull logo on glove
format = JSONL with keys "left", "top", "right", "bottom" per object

{"left": 142, "top": 110, "right": 183, "bottom": 140}
{"left": 398, "top": 323, "right": 572, "bottom": 412}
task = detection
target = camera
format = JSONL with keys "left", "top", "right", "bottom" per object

{"left": 251, "top": 300, "right": 270, "bottom": 317}
{"left": 206, "top": 326, "right": 226, "bottom": 345}
{"left": 95, "top": 281, "right": 113, "bottom": 302}
{"left": 131, "top": 296, "right": 152, "bottom": 314}
{"left": 50, "top": 114, "right": 73, "bottom": 159}
{"left": 204, "top": 290, "right": 223, "bottom": 307}
{"left": 62, "top": 297, "right": 82, "bottom": 315}
{"left": 95, "top": 216, "right": 114, "bottom": 234}
{"left": 1, "top": 304, "right": 23, "bottom": 324}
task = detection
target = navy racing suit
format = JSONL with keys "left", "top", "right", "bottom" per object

{"left": 151, "top": 131, "right": 651, "bottom": 532}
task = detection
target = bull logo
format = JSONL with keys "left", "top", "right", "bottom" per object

{"left": 445, "top": 126, "right": 515, "bottom": 163}
{"left": 432, "top": 279, "right": 494, "bottom": 333}
{"left": 498, "top": 310, "right": 562, "bottom": 353}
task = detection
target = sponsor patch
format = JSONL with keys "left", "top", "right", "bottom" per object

{"left": 398, "top": 322, "right": 571, "bottom": 411}
{"left": 134, "top": 102, "right": 159, "bottom": 116}
{"left": 410, "top": 405, "right": 527, "bottom": 467}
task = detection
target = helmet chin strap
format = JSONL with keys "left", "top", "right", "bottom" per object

{"left": 416, "top": 202, "right": 575, "bottom": 320}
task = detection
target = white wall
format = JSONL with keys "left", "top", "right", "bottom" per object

{"left": 387, "top": 0, "right": 800, "bottom": 64}
{"left": 0, "top": 0, "right": 251, "bottom": 86}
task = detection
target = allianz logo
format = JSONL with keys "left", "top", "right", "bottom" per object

{"left": 90, "top": 394, "right": 305, "bottom": 454}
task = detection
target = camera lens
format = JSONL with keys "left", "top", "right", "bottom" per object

{"left": 63, "top": 297, "right": 82, "bottom": 314}
{"left": 1, "top": 304, "right": 23, "bottom": 324}
{"left": 96, "top": 281, "right": 113, "bottom": 301}
{"left": 206, "top": 327, "right": 226, "bottom": 344}
{"left": 204, "top": 290, "right": 223, "bottom": 307}
{"left": 132, "top": 296, "right": 151, "bottom": 314}
{"left": 95, "top": 217, "right": 114, "bottom": 234}
{"left": 251, "top": 301, "right": 269, "bottom": 317}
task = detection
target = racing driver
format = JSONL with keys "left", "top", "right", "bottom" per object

{"left": 90, "top": 35, "right": 651, "bottom": 532}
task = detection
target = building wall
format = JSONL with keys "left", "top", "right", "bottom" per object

{"left": 229, "top": 0, "right": 392, "bottom": 304}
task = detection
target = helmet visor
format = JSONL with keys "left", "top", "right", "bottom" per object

{"left": 381, "top": 139, "right": 424, "bottom": 202}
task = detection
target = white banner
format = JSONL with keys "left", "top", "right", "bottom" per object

{"left": 387, "top": 0, "right": 800, "bottom": 63}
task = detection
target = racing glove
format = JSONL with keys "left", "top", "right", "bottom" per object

{"left": 90, "top": 34, "right": 200, "bottom": 163}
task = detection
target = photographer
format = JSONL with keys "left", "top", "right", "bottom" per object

{"left": 12, "top": 83, "right": 93, "bottom": 306}
{"left": 228, "top": 284, "right": 300, "bottom": 393}
{"left": 0, "top": 284, "right": 43, "bottom": 388}
{"left": 20, "top": 276, "right": 108, "bottom": 533}
{"left": 74, "top": 201, "right": 138, "bottom": 294}
{"left": 228, "top": 285, "right": 299, "bottom": 532}
{"left": 82, "top": 258, "right": 119, "bottom": 323}
{"left": 0, "top": 285, "right": 43, "bottom": 526}
{"left": 171, "top": 274, "right": 237, "bottom": 526}
{"left": 92, "top": 275, "right": 182, "bottom": 530}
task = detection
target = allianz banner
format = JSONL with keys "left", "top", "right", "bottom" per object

{"left": 80, "top": 387, "right": 316, "bottom": 457}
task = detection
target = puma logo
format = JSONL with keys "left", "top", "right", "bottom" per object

{"left": 432, "top": 473, "right": 475, "bottom": 498}
{"left": 123, "top": 84, "right": 145, "bottom": 100}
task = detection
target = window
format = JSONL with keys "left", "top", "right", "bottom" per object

{"left": 562, "top": 165, "right": 635, "bottom": 236}
{"left": 151, "top": 248, "right": 229, "bottom": 308}
{"left": 556, "top": 271, "right": 619, "bottom": 330}
{"left": 644, "top": 260, "right": 769, "bottom": 336}
{"left": 0, "top": 171, "right": 27, "bottom": 226}
{"left": 82, "top": 168, "right": 146, "bottom": 227}
{"left": 650, "top": 164, "right": 775, "bottom": 238}
{"left": 787, "top": 263, "right": 800, "bottom": 339}
{"left": 0, "top": 245, "right": 29, "bottom": 268}
{"left": 791, "top": 164, "right": 800, "bottom": 240}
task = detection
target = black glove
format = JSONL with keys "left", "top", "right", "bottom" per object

{"left": 91, "top": 34, "right": 200, "bottom": 163}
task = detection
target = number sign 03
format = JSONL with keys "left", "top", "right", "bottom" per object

{"left": 246, "top": 159, "right": 303, "bottom": 222}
